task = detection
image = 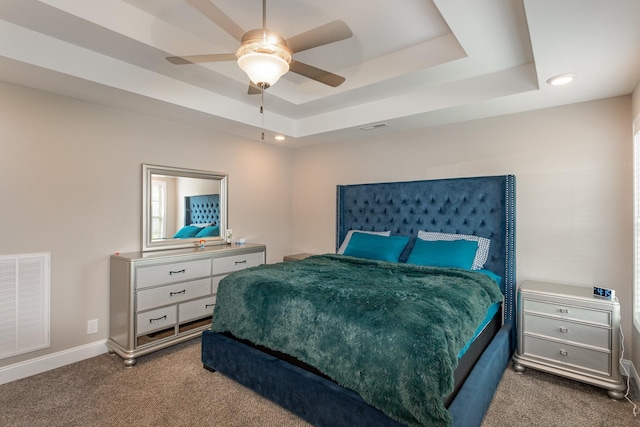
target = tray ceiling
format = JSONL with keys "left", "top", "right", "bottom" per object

{"left": 0, "top": 0, "right": 639, "bottom": 147}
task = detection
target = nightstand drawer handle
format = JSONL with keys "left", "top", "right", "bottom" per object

{"left": 559, "top": 308, "right": 569, "bottom": 313}
{"left": 169, "top": 290, "right": 186, "bottom": 296}
{"left": 235, "top": 260, "right": 247, "bottom": 265}
{"left": 559, "top": 349, "right": 568, "bottom": 356}
{"left": 559, "top": 327, "right": 569, "bottom": 333}
{"left": 169, "top": 269, "right": 186, "bottom": 275}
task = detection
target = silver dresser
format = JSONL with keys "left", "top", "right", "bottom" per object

{"left": 512, "top": 280, "right": 625, "bottom": 398}
{"left": 107, "top": 243, "right": 265, "bottom": 366}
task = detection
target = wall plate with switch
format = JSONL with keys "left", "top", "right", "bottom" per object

{"left": 87, "top": 319, "right": 98, "bottom": 334}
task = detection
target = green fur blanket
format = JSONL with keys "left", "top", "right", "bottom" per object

{"left": 211, "top": 255, "right": 503, "bottom": 426}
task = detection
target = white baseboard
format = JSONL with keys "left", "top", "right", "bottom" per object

{"left": 0, "top": 339, "right": 108, "bottom": 385}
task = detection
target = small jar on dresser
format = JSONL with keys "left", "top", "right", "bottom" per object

{"left": 107, "top": 243, "right": 266, "bottom": 366}
{"left": 512, "top": 280, "right": 625, "bottom": 399}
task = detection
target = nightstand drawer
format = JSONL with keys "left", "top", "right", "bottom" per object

{"left": 136, "top": 258, "right": 212, "bottom": 289}
{"left": 522, "top": 335, "right": 610, "bottom": 376}
{"left": 523, "top": 314, "right": 611, "bottom": 350}
{"left": 136, "top": 278, "right": 212, "bottom": 311}
{"left": 137, "top": 306, "right": 177, "bottom": 335}
{"left": 524, "top": 299, "right": 611, "bottom": 326}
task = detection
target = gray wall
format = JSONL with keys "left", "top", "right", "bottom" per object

{"left": 0, "top": 81, "right": 293, "bottom": 367}
{"left": 291, "top": 96, "right": 634, "bottom": 356}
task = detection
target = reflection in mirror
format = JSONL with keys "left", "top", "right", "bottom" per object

{"left": 142, "top": 164, "right": 228, "bottom": 252}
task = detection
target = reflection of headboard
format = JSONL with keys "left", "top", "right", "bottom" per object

{"left": 184, "top": 194, "right": 220, "bottom": 226}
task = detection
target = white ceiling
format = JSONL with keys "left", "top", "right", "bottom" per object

{"left": 1, "top": 0, "right": 639, "bottom": 148}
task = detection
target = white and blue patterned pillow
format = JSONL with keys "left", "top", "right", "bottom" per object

{"left": 416, "top": 230, "right": 490, "bottom": 270}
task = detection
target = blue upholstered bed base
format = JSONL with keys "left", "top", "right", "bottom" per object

{"left": 202, "top": 175, "right": 516, "bottom": 426}
{"left": 203, "top": 325, "right": 512, "bottom": 426}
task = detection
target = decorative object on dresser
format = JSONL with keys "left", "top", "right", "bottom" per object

{"left": 107, "top": 243, "right": 265, "bottom": 366}
{"left": 512, "top": 280, "right": 625, "bottom": 399}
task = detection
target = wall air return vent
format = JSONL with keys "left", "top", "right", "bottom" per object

{"left": 0, "top": 253, "right": 50, "bottom": 359}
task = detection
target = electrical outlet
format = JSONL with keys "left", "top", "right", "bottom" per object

{"left": 87, "top": 319, "right": 98, "bottom": 335}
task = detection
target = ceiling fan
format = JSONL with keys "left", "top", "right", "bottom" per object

{"left": 166, "top": 0, "right": 353, "bottom": 94}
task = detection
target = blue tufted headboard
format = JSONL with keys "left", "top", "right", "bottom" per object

{"left": 184, "top": 194, "right": 220, "bottom": 226}
{"left": 336, "top": 175, "right": 516, "bottom": 330}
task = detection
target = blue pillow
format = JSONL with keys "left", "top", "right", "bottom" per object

{"left": 195, "top": 226, "right": 220, "bottom": 238}
{"left": 407, "top": 238, "right": 478, "bottom": 269}
{"left": 476, "top": 269, "right": 503, "bottom": 286}
{"left": 343, "top": 233, "right": 409, "bottom": 262}
{"left": 173, "top": 225, "right": 202, "bottom": 238}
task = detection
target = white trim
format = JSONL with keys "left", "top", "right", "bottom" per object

{"left": 0, "top": 339, "right": 108, "bottom": 385}
{"left": 633, "top": 113, "right": 640, "bottom": 136}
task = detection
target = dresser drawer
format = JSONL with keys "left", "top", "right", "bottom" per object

{"left": 212, "top": 275, "right": 226, "bottom": 294}
{"left": 523, "top": 314, "right": 611, "bottom": 350}
{"left": 179, "top": 296, "right": 216, "bottom": 322}
{"left": 523, "top": 298, "right": 611, "bottom": 326}
{"left": 522, "top": 335, "right": 610, "bottom": 376}
{"left": 137, "top": 306, "right": 177, "bottom": 335}
{"left": 212, "top": 252, "right": 264, "bottom": 274}
{"left": 136, "top": 278, "right": 212, "bottom": 311}
{"left": 136, "top": 258, "right": 212, "bottom": 289}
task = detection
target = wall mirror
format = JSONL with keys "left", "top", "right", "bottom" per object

{"left": 142, "top": 164, "right": 228, "bottom": 252}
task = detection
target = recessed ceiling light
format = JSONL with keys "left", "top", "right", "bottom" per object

{"left": 275, "top": 135, "right": 285, "bottom": 141}
{"left": 546, "top": 73, "right": 576, "bottom": 86}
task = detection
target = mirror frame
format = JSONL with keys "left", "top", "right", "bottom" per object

{"left": 142, "top": 164, "right": 228, "bottom": 252}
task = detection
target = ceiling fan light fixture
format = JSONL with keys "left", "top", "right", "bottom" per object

{"left": 237, "top": 52, "right": 290, "bottom": 88}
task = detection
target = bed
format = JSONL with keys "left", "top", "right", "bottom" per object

{"left": 201, "top": 175, "right": 516, "bottom": 427}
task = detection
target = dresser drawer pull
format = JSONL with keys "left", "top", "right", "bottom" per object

{"left": 169, "top": 290, "right": 186, "bottom": 297}
{"left": 169, "top": 269, "right": 186, "bottom": 275}
{"left": 559, "top": 349, "right": 568, "bottom": 356}
{"left": 205, "top": 303, "right": 215, "bottom": 308}
{"left": 149, "top": 315, "right": 167, "bottom": 323}
{"left": 559, "top": 308, "right": 569, "bottom": 313}
{"left": 234, "top": 260, "right": 247, "bottom": 265}
{"left": 559, "top": 327, "right": 569, "bottom": 333}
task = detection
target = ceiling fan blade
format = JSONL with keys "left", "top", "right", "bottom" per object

{"left": 289, "top": 60, "right": 346, "bottom": 87}
{"left": 186, "top": 0, "right": 245, "bottom": 41}
{"left": 248, "top": 82, "right": 261, "bottom": 95}
{"left": 166, "top": 53, "right": 237, "bottom": 65}
{"left": 287, "top": 20, "right": 353, "bottom": 53}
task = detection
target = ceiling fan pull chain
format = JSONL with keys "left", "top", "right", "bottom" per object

{"left": 260, "top": 86, "right": 265, "bottom": 141}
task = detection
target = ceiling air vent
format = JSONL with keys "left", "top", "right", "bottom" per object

{"left": 360, "top": 123, "right": 389, "bottom": 131}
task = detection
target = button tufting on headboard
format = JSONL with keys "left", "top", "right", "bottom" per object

{"left": 336, "top": 175, "right": 517, "bottom": 344}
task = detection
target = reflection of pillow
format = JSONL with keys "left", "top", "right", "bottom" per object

{"left": 337, "top": 230, "right": 391, "bottom": 254}
{"left": 343, "top": 233, "right": 409, "bottom": 262}
{"left": 417, "top": 230, "right": 490, "bottom": 270}
{"left": 195, "top": 226, "right": 220, "bottom": 238}
{"left": 173, "top": 226, "right": 201, "bottom": 238}
{"left": 190, "top": 223, "right": 212, "bottom": 228}
{"left": 407, "top": 239, "right": 478, "bottom": 269}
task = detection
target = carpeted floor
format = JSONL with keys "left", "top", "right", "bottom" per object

{"left": 0, "top": 338, "right": 638, "bottom": 426}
